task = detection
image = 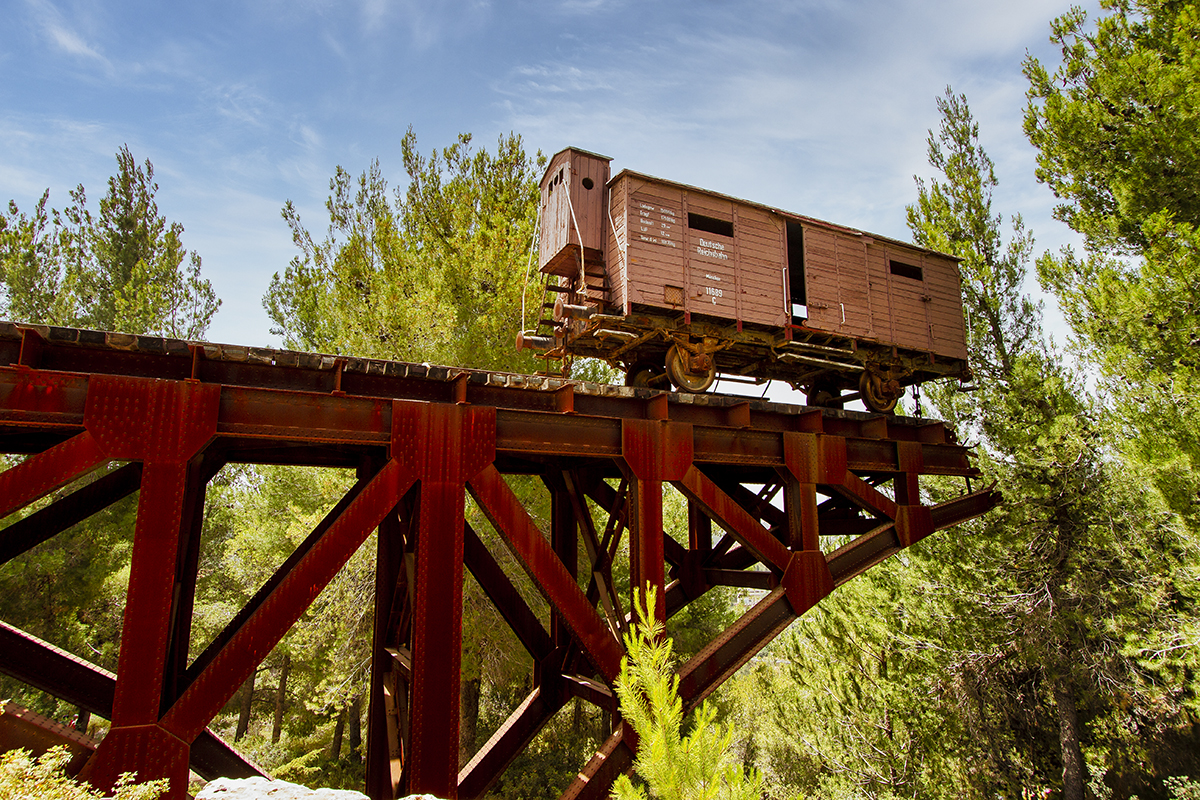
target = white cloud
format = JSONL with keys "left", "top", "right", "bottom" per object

{"left": 46, "top": 23, "right": 101, "bottom": 59}
{"left": 362, "top": 0, "right": 392, "bottom": 28}
{"left": 556, "top": 0, "right": 615, "bottom": 13}
{"left": 508, "top": 63, "right": 616, "bottom": 94}
{"left": 24, "top": 0, "right": 113, "bottom": 70}
{"left": 1, "top": 0, "right": 1097, "bottom": 350}
{"left": 494, "top": 0, "right": 1093, "bottom": 247}
{"left": 208, "top": 82, "right": 273, "bottom": 129}
{"left": 356, "top": 0, "right": 494, "bottom": 48}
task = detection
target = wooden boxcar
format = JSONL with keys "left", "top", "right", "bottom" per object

{"left": 518, "top": 147, "right": 970, "bottom": 412}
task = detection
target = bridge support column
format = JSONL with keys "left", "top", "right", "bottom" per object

{"left": 369, "top": 402, "right": 495, "bottom": 800}
{"left": 78, "top": 378, "right": 221, "bottom": 799}
{"left": 619, "top": 420, "right": 693, "bottom": 621}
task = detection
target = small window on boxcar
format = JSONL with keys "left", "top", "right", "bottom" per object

{"left": 889, "top": 260, "right": 923, "bottom": 281}
{"left": 581, "top": 177, "right": 594, "bottom": 190}
{"left": 688, "top": 213, "right": 734, "bottom": 238}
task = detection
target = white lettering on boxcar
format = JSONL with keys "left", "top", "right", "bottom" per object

{"left": 696, "top": 247, "right": 729, "bottom": 260}
{"left": 704, "top": 274, "right": 721, "bottom": 281}
{"left": 630, "top": 195, "right": 680, "bottom": 250}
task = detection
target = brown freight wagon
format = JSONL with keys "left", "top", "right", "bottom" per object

{"left": 518, "top": 147, "right": 970, "bottom": 413}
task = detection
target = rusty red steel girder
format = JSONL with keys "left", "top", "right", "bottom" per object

{"left": 0, "top": 322, "right": 999, "bottom": 800}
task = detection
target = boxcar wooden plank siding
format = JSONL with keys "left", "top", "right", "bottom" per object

{"left": 866, "top": 246, "right": 900, "bottom": 346}
{"left": 801, "top": 226, "right": 847, "bottom": 334}
{"left": 539, "top": 150, "right": 570, "bottom": 266}
{"left": 539, "top": 149, "right": 612, "bottom": 279}
{"left": 533, "top": 149, "right": 970, "bottom": 407}
{"left": 686, "top": 192, "right": 734, "bottom": 218}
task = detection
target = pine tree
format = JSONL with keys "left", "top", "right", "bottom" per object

{"left": 0, "top": 145, "right": 220, "bottom": 337}
{"left": 612, "top": 586, "right": 762, "bottom": 800}
{"left": 907, "top": 88, "right": 1200, "bottom": 798}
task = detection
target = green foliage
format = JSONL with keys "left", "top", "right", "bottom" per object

{"left": 1024, "top": 0, "right": 1200, "bottom": 255}
{"left": 1168, "top": 776, "right": 1200, "bottom": 800}
{"left": 906, "top": 86, "right": 1200, "bottom": 798}
{"left": 0, "top": 467, "right": 139, "bottom": 717}
{"left": 0, "top": 145, "right": 219, "bottom": 337}
{"left": 484, "top": 700, "right": 610, "bottom": 800}
{"left": 1029, "top": 0, "right": 1200, "bottom": 660}
{"left": 191, "top": 465, "right": 374, "bottom": 779}
{"left": 907, "top": 88, "right": 1040, "bottom": 390}
{"left": 738, "top": 564, "right": 973, "bottom": 800}
{"left": 1026, "top": 0, "right": 1200, "bottom": 540}
{"left": 0, "top": 190, "right": 79, "bottom": 325}
{"left": 735, "top": 85, "right": 1200, "bottom": 800}
{"left": 264, "top": 130, "right": 544, "bottom": 372}
{"left": 0, "top": 746, "right": 166, "bottom": 800}
{"left": 1019, "top": 6, "right": 1200, "bottom": 791}
{"left": 612, "top": 586, "right": 762, "bottom": 800}
{"left": 1025, "top": 5, "right": 1200, "bottom": 785}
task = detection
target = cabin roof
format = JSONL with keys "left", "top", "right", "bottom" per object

{"left": 608, "top": 167, "right": 961, "bottom": 262}
{"left": 541, "top": 147, "right": 613, "bottom": 186}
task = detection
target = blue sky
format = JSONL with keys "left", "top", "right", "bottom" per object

{"left": 2, "top": 0, "right": 1092, "bottom": 348}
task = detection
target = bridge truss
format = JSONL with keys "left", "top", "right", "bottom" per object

{"left": 0, "top": 322, "right": 998, "bottom": 799}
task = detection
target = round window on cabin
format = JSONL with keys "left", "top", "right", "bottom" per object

{"left": 581, "top": 177, "right": 594, "bottom": 190}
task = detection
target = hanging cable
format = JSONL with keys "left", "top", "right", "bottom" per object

{"left": 606, "top": 185, "right": 626, "bottom": 293}
{"left": 562, "top": 164, "right": 588, "bottom": 300}
{"left": 520, "top": 202, "right": 543, "bottom": 333}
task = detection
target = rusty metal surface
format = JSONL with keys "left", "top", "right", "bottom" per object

{"left": 0, "top": 621, "right": 262, "bottom": 780}
{"left": 0, "top": 700, "right": 96, "bottom": 775}
{"left": 0, "top": 322, "right": 998, "bottom": 800}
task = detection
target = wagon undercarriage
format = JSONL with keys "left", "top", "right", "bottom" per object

{"left": 523, "top": 306, "right": 969, "bottom": 413}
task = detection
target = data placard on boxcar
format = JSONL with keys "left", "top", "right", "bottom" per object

{"left": 629, "top": 195, "right": 681, "bottom": 249}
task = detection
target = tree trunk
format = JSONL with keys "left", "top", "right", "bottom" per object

{"left": 329, "top": 704, "right": 347, "bottom": 759}
{"left": 1054, "top": 678, "right": 1088, "bottom": 800}
{"left": 272, "top": 654, "right": 290, "bottom": 744}
{"left": 348, "top": 693, "right": 362, "bottom": 754}
{"left": 235, "top": 671, "right": 255, "bottom": 741}
{"left": 460, "top": 675, "right": 481, "bottom": 767}
{"left": 74, "top": 708, "right": 90, "bottom": 734}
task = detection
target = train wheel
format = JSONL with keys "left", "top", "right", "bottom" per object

{"left": 625, "top": 362, "right": 666, "bottom": 388}
{"left": 665, "top": 345, "right": 716, "bottom": 392}
{"left": 859, "top": 371, "right": 900, "bottom": 414}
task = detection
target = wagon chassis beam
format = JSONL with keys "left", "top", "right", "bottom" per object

{"left": 0, "top": 323, "right": 998, "bottom": 800}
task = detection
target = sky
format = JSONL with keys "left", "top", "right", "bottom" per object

{"left": 1, "top": 0, "right": 1095, "bottom": 351}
